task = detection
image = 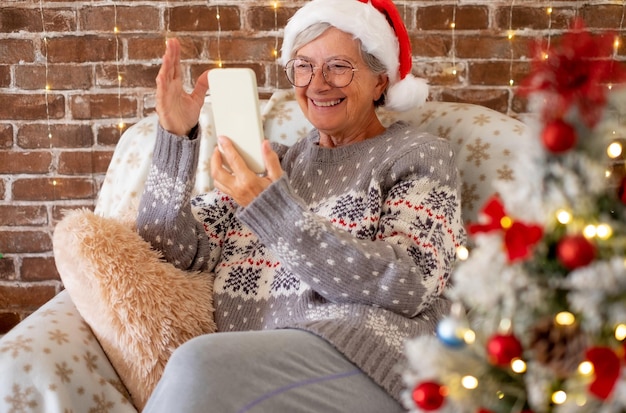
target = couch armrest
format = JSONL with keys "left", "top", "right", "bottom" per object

{"left": 0, "top": 291, "right": 137, "bottom": 413}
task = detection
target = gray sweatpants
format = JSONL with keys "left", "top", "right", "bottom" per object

{"left": 143, "top": 329, "right": 406, "bottom": 413}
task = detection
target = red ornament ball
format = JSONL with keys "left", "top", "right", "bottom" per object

{"left": 486, "top": 333, "right": 523, "bottom": 366}
{"left": 412, "top": 381, "right": 446, "bottom": 411}
{"left": 541, "top": 119, "right": 577, "bottom": 153}
{"left": 556, "top": 235, "right": 596, "bottom": 270}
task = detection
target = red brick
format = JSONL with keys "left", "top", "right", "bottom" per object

{"left": 411, "top": 34, "right": 451, "bottom": 58}
{"left": 12, "top": 177, "right": 97, "bottom": 201}
{"left": 207, "top": 37, "right": 276, "bottom": 62}
{"left": 0, "top": 8, "right": 76, "bottom": 33}
{"left": 58, "top": 150, "right": 113, "bottom": 175}
{"left": 0, "top": 205, "right": 48, "bottom": 227}
{"left": 416, "top": 6, "right": 489, "bottom": 31}
{"left": 80, "top": 6, "right": 160, "bottom": 32}
{"left": 21, "top": 257, "right": 60, "bottom": 282}
{"left": 17, "top": 124, "right": 94, "bottom": 149}
{"left": 0, "top": 284, "right": 57, "bottom": 311}
{"left": 456, "top": 34, "right": 531, "bottom": 60}
{"left": 168, "top": 6, "right": 240, "bottom": 32}
{"left": 0, "top": 230, "right": 52, "bottom": 254}
{"left": 127, "top": 36, "right": 168, "bottom": 60}
{"left": 0, "top": 312, "right": 21, "bottom": 335}
{"left": 70, "top": 93, "right": 137, "bottom": 120}
{"left": 0, "top": 151, "right": 52, "bottom": 174}
{"left": 247, "top": 6, "right": 294, "bottom": 31}
{"left": 0, "top": 94, "right": 64, "bottom": 121}
{"left": 0, "top": 39, "right": 35, "bottom": 64}
{"left": 0, "top": 124, "right": 12, "bottom": 149}
{"left": 469, "top": 61, "right": 531, "bottom": 87}
{"left": 15, "top": 64, "right": 93, "bottom": 90}
{"left": 96, "top": 64, "right": 160, "bottom": 88}
{"left": 0, "top": 257, "right": 17, "bottom": 281}
{"left": 580, "top": 5, "right": 626, "bottom": 29}
{"left": 97, "top": 125, "right": 128, "bottom": 146}
{"left": 0, "top": 65, "right": 10, "bottom": 87}
{"left": 46, "top": 36, "right": 118, "bottom": 63}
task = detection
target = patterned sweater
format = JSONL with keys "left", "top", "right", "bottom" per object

{"left": 137, "top": 121, "right": 465, "bottom": 402}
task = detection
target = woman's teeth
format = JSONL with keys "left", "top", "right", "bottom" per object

{"left": 313, "top": 99, "right": 342, "bottom": 107}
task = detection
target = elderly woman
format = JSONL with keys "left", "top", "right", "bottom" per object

{"left": 140, "top": 0, "right": 465, "bottom": 411}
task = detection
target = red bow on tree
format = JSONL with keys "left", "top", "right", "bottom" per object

{"left": 469, "top": 196, "right": 544, "bottom": 262}
{"left": 519, "top": 18, "right": 626, "bottom": 128}
{"left": 586, "top": 346, "right": 622, "bottom": 400}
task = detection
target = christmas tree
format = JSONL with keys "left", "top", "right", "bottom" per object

{"left": 402, "top": 19, "right": 626, "bottom": 413}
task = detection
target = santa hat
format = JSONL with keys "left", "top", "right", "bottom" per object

{"left": 280, "top": 0, "right": 429, "bottom": 112}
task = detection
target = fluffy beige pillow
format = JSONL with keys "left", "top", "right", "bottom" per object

{"left": 53, "top": 208, "right": 215, "bottom": 410}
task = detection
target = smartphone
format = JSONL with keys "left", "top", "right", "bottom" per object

{"left": 208, "top": 68, "right": 265, "bottom": 174}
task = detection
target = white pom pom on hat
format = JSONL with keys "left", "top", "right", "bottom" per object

{"left": 280, "top": 0, "right": 429, "bottom": 112}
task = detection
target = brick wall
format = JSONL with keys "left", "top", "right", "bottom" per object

{"left": 0, "top": 0, "right": 624, "bottom": 333}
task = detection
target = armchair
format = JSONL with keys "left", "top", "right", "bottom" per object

{"left": 0, "top": 89, "right": 533, "bottom": 413}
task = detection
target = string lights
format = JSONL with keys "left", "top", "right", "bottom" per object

{"left": 112, "top": 1, "right": 125, "bottom": 132}
{"left": 450, "top": 0, "right": 458, "bottom": 78}
{"left": 506, "top": 0, "right": 515, "bottom": 87}
{"left": 273, "top": 1, "right": 279, "bottom": 89}
{"left": 38, "top": 0, "right": 57, "bottom": 191}
{"left": 38, "top": 0, "right": 52, "bottom": 142}
{"left": 215, "top": 1, "right": 223, "bottom": 68}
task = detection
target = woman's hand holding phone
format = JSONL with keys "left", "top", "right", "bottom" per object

{"left": 211, "top": 137, "right": 283, "bottom": 207}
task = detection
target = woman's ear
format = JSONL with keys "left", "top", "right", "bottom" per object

{"left": 374, "top": 74, "right": 389, "bottom": 102}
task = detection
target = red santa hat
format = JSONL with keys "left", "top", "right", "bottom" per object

{"left": 280, "top": 0, "right": 429, "bottom": 112}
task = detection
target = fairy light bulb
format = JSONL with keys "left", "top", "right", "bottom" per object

{"left": 500, "top": 216, "right": 512, "bottom": 229}
{"left": 461, "top": 375, "right": 478, "bottom": 390}
{"left": 607, "top": 141, "right": 623, "bottom": 158}
{"left": 511, "top": 358, "right": 527, "bottom": 373}
{"left": 556, "top": 209, "right": 572, "bottom": 224}
{"left": 578, "top": 361, "right": 594, "bottom": 376}
{"left": 615, "top": 324, "right": 626, "bottom": 341}
{"left": 456, "top": 245, "right": 469, "bottom": 260}
{"left": 596, "top": 224, "right": 613, "bottom": 240}
{"left": 463, "top": 329, "right": 476, "bottom": 344}
{"left": 583, "top": 225, "right": 597, "bottom": 238}
{"left": 555, "top": 311, "right": 575, "bottom": 326}
{"left": 552, "top": 390, "right": 567, "bottom": 405}
{"left": 546, "top": 7, "right": 553, "bottom": 15}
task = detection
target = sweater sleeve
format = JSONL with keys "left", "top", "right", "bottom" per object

{"left": 238, "top": 139, "right": 465, "bottom": 317}
{"left": 136, "top": 124, "right": 211, "bottom": 272}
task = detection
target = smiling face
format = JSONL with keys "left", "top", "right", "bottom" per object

{"left": 293, "top": 27, "right": 389, "bottom": 147}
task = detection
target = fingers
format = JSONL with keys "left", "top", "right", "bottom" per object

{"left": 262, "top": 140, "right": 283, "bottom": 181}
{"left": 217, "top": 136, "right": 249, "bottom": 174}
{"left": 192, "top": 69, "right": 210, "bottom": 104}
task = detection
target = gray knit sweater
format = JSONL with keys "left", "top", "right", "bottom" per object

{"left": 137, "top": 121, "right": 465, "bottom": 402}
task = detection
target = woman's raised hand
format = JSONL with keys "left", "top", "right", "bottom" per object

{"left": 156, "top": 38, "right": 209, "bottom": 136}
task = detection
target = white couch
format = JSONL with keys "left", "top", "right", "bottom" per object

{"left": 0, "top": 89, "right": 534, "bottom": 413}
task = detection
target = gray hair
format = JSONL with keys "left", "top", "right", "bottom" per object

{"left": 287, "top": 22, "right": 388, "bottom": 107}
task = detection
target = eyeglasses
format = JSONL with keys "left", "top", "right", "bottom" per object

{"left": 284, "top": 59, "right": 358, "bottom": 88}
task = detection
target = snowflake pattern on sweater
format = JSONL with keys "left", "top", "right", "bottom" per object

{"left": 137, "top": 121, "right": 465, "bottom": 402}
